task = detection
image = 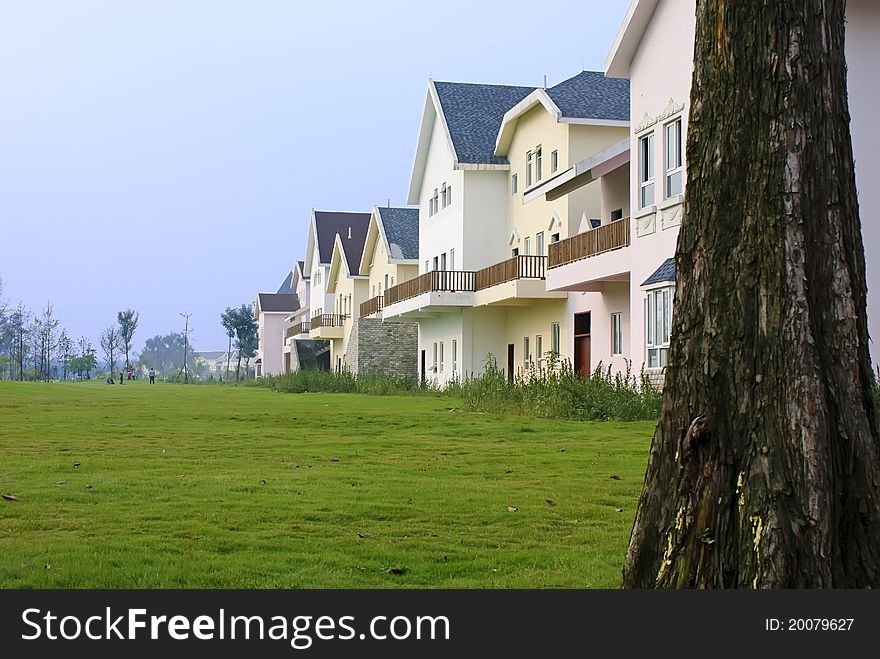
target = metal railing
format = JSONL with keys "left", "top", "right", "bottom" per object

{"left": 548, "top": 217, "right": 630, "bottom": 268}
{"left": 384, "top": 270, "right": 476, "bottom": 305}
{"left": 475, "top": 255, "right": 546, "bottom": 290}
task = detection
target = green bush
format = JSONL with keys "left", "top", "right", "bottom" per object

{"left": 256, "top": 369, "right": 434, "bottom": 396}
{"left": 459, "top": 354, "right": 661, "bottom": 421}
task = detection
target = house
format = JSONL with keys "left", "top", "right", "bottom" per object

{"left": 254, "top": 274, "right": 300, "bottom": 376}
{"left": 381, "top": 72, "right": 630, "bottom": 384}
{"left": 307, "top": 211, "right": 371, "bottom": 365}
{"left": 281, "top": 260, "right": 322, "bottom": 372}
{"left": 539, "top": 0, "right": 879, "bottom": 385}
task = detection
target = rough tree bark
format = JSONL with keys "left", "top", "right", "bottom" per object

{"left": 622, "top": 0, "right": 880, "bottom": 588}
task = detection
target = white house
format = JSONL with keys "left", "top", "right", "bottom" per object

{"left": 254, "top": 282, "right": 299, "bottom": 377}
{"left": 382, "top": 72, "right": 630, "bottom": 385}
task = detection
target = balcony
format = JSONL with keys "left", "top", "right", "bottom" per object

{"left": 472, "top": 255, "right": 566, "bottom": 307}
{"left": 360, "top": 295, "right": 383, "bottom": 318}
{"left": 382, "top": 270, "right": 476, "bottom": 319}
{"left": 545, "top": 217, "right": 632, "bottom": 292}
{"left": 309, "top": 314, "right": 347, "bottom": 340}
{"left": 286, "top": 321, "right": 311, "bottom": 338}
{"left": 548, "top": 217, "right": 630, "bottom": 268}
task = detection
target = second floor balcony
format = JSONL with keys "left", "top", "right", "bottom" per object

{"left": 472, "top": 255, "right": 565, "bottom": 307}
{"left": 286, "top": 321, "right": 311, "bottom": 338}
{"left": 546, "top": 217, "right": 632, "bottom": 292}
{"left": 360, "top": 295, "right": 384, "bottom": 318}
{"left": 382, "top": 270, "right": 476, "bottom": 320}
{"left": 309, "top": 313, "right": 347, "bottom": 340}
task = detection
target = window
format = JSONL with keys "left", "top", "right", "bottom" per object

{"left": 535, "top": 145, "right": 543, "bottom": 181}
{"left": 551, "top": 150, "right": 558, "bottom": 173}
{"left": 523, "top": 336, "right": 530, "bottom": 367}
{"left": 611, "top": 208, "right": 623, "bottom": 221}
{"left": 447, "top": 185, "right": 452, "bottom": 206}
{"left": 449, "top": 249, "right": 455, "bottom": 271}
{"left": 390, "top": 276, "right": 394, "bottom": 287}
{"left": 372, "top": 285, "right": 376, "bottom": 297}
{"left": 452, "top": 340, "right": 458, "bottom": 373}
{"left": 536, "top": 232, "right": 545, "bottom": 256}
{"left": 440, "top": 252, "right": 447, "bottom": 271}
{"left": 526, "top": 151, "right": 533, "bottom": 187}
{"left": 665, "top": 118, "right": 683, "bottom": 198}
{"left": 611, "top": 312, "right": 623, "bottom": 356}
{"left": 639, "top": 132, "right": 655, "bottom": 208}
{"left": 384, "top": 274, "right": 389, "bottom": 290}
{"left": 512, "top": 174, "right": 518, "bottom": 195}
{"left": 536, "top": 335, "right": 543, "bottom": 369}
{"left": 523, "top": 237, "right": 531, "bottom": 256}
{"left": 440, "top": 183, "right": 447, "bottom": 208}
{"left": 430, "top": 188, "right": 439, "bottom": 215}
{"left": 425, "top": 260, "right": 429, "bottom": 273}
{"left": 551, "top": 322, "right": 561, "bottom": 357}
{"left": 433, "top": 342, "right": 438, "bottom": 372}
{"left": 645, "top": 287, "right": 674, "bottom": 368}
{"left": 551, "top": 232, "right": 560, "bottom": 243}
{"left": 432, "top": 256, "right": 439, "bottom": 271}
{"left": 511, "top": 247, "right": 519, "bottom": 257}
{"left": 439, "top": 341, "right": 445, "bottom": 373}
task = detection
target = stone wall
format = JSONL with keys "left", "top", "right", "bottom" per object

{"left": 343, "top": 318, "right": 418, "bottom": 379}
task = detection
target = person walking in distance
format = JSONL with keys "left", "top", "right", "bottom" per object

{"left": 149, "top": 367, "right": 156, "bottom": 384}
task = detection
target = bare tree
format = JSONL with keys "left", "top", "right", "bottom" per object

{"left": 117, "top": 309, "right": 139, "bottom": 374}
{"left": 622, "top": 0, "right": 879, "bottom": 588}
{"left": 100, "top": 325, "right": 122, "bottom": 381}
{"left": 38, "top": 302, "right": 59, "bottom": 382}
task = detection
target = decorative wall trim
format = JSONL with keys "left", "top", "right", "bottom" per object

{"left": 635, "top": 112, "right": 655, "bottom": 133}
{"left": 661, "top": 203, "right": 682, "bottom": 230}
{"left": 657, "top": 98, "right": 685, "bottom": 124}
{"left": 636, "top": 208, "right": 657, "bottom": 237}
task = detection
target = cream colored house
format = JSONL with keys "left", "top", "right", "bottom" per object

{"left": 382, "top": 72, "right": 630, "bottom": 384}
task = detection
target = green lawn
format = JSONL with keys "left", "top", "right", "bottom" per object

{"left": 0, "top": 380, "right": 652, "bottom": 588}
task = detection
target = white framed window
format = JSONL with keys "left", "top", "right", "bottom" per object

{"left": 638, "top": 132, "right": 655, "bottom": 208}
{"left": 432, "top": 256, "right": 439, "bottom": 271}
{"left": 432, "top": 342, "right": 438, "bottom": 372}
{"left": 440, "top": 252, "right": 447, "bottom": 270}
{"left": 536, "top": 335, "right": 543, "bottom": 369}
{"left": 512, "top": 174, "right": 518, "bottom": 195}
{"left": 551, "top": 149, "right": 558, "bottom": 173}
{"left": 425, "top": 260, "right": 429, "bottom": 273}
{"left": 523, "top": 237, "right": 531, "bottom": 256}
{"left": 535, "top": 144, "right": 543, "bottom": 181}
{"left": 446, "top": 185, "right": 452, "bottom": 206}
{"left": 372, "top": 285, "right": 376, "bottom": 297}
{"left": 440, "top": 183, "right": 447, "bottom": 208}
{"left": 611, "top": 312, "right": 623, "bottom": 356}
{"left": 390, "top": 276, "right": 394, "bottom": 286}
{"left": 645, "top": 287, "right": 674, "bottom": 368}
{"left": 526, "top": 150, "right": 533, "bottom": 187}
{"left": 384, "top": 274, "right": 389, "bottom": 290}
{"left": 511, "top": 247, "right": 519, "bottom": 257}
{"left": 551, "top": 322, "right": 561, "bottom": 357}
{"left": 523, "top": 336, "right": 530, "bottom": 367}
{"left": 452, "top": 339, "right": 458, "bottom": 373}
{"left": 439, "top": 341, "right": 445, "bottom": 373}
{"left": 449, "top": 248, "right": 455, "bottom": 271}
{"left": 430, "top": 188, "right": 439, "bottom": 215}
{"left": 551, "top": 232, "right": 560, "bottom": 243}
{"left": 665, "top": 117, "right": 683, "bottom": 198}
{"left": 536, "top": 232, "right": 545, "bottom": 256}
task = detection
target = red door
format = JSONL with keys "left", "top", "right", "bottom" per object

{"left": 574, "top": 312, "right": 591, "bottom": 378}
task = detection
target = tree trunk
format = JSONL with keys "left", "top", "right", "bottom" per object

{"left": 622, "top": 0, "right": 880, "bottom": 588}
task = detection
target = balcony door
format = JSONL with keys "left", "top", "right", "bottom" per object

{"left": 574, "top": 312, "right": 591, "bottom": 378}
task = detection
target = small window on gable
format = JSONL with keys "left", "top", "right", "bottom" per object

{"left": 551, "top": 150, "right": 558, "bottom": 173}
{"left": 512, "top": 174, "right": 518, "bottom": 195}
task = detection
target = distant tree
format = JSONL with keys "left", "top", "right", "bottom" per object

{"left": 117, "top": 309, "right": 139, "bottom": 374}
{"left": 229, "top": 304, "right": 258, "bottom": 382}
{"left": 38, "top": 302, "right": 60, "bottom": 381}
{"left": 220, "top": 307, "right": 237, "bottom": 382}
{"left": 100, "top": 325, "right": 122, "bottom": 379}
{"left": 10, "top": 303, "right": 30, "bottom": 381}
{"left": 138, "top": 333, "right": 195, "bottom": 379}
{"left": 58, "top": 329, "right": 75, "bottom": 380}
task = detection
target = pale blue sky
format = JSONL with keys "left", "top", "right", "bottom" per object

{"left": 0, "top": 0, "right": 630, "bottom": 351}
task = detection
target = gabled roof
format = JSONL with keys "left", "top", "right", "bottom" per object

{"left": 358, "top": 206, "right": 420, "bottom": 274}
{"left": 257, "top": 293, "right": 300, "bottom": 313}
{"left": 276, "top": 271, "right": 294, "bottom": 294}
{"left": 327, "top": 234, "right": 368, "bottom": 294}
{"left": 605, "top": 0, "right": 660, "bottom": 78}
{"left": 641, "top": 257, "right": 676, "bottom": 287}
{"left": 297, "top": 260, "right": 306, "bottom": 277}
{"left": 495, "top": 72, "right": 630, "bottom": 156}
{"left": 311, "top": 210, "right": 371, "bottom": 267}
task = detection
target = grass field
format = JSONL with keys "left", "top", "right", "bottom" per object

{"left": 0, "top": 381, "right": 652, "bottom": 588}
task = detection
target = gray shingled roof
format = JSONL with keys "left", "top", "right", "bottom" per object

{"left": 641, "top": 258, "right": 676, "bottom": 286}
{"left": 276, "top": 270, "right": 293, "bottom": 294}
{"left": 297, "top": 260, "right": 306, "bottom": 278}
{"left": 433, "top": 81, "right": 533, "bottom": 165}
{"left": 376, "top": 207, "right": 419, "bottom": 260}
{"left": 258, "top": 293, "right": 300, "bottom": 313}
{"left": 546, "top": 71, "right": 630, "bottom": 121}
{"left": 314, "top": 211, "right": 371, "bottom": 270}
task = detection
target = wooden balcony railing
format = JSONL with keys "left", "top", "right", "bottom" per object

{"left": 310, "top": 314, "right": 347, "bottom": 330}
{"left": 360, "top": 295, "right": 384, "bottom": 318}
{"left": 385, "top": 270, "right": 476, "bottom": 306}
{"left": 286, "top": 321, "right": 310, "bottom": 338}
{"left": 475, "top": 255, "right": 547, "bottom": 291}
{"left": 548, "top": 217, "right": 631, "bottom": 269}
